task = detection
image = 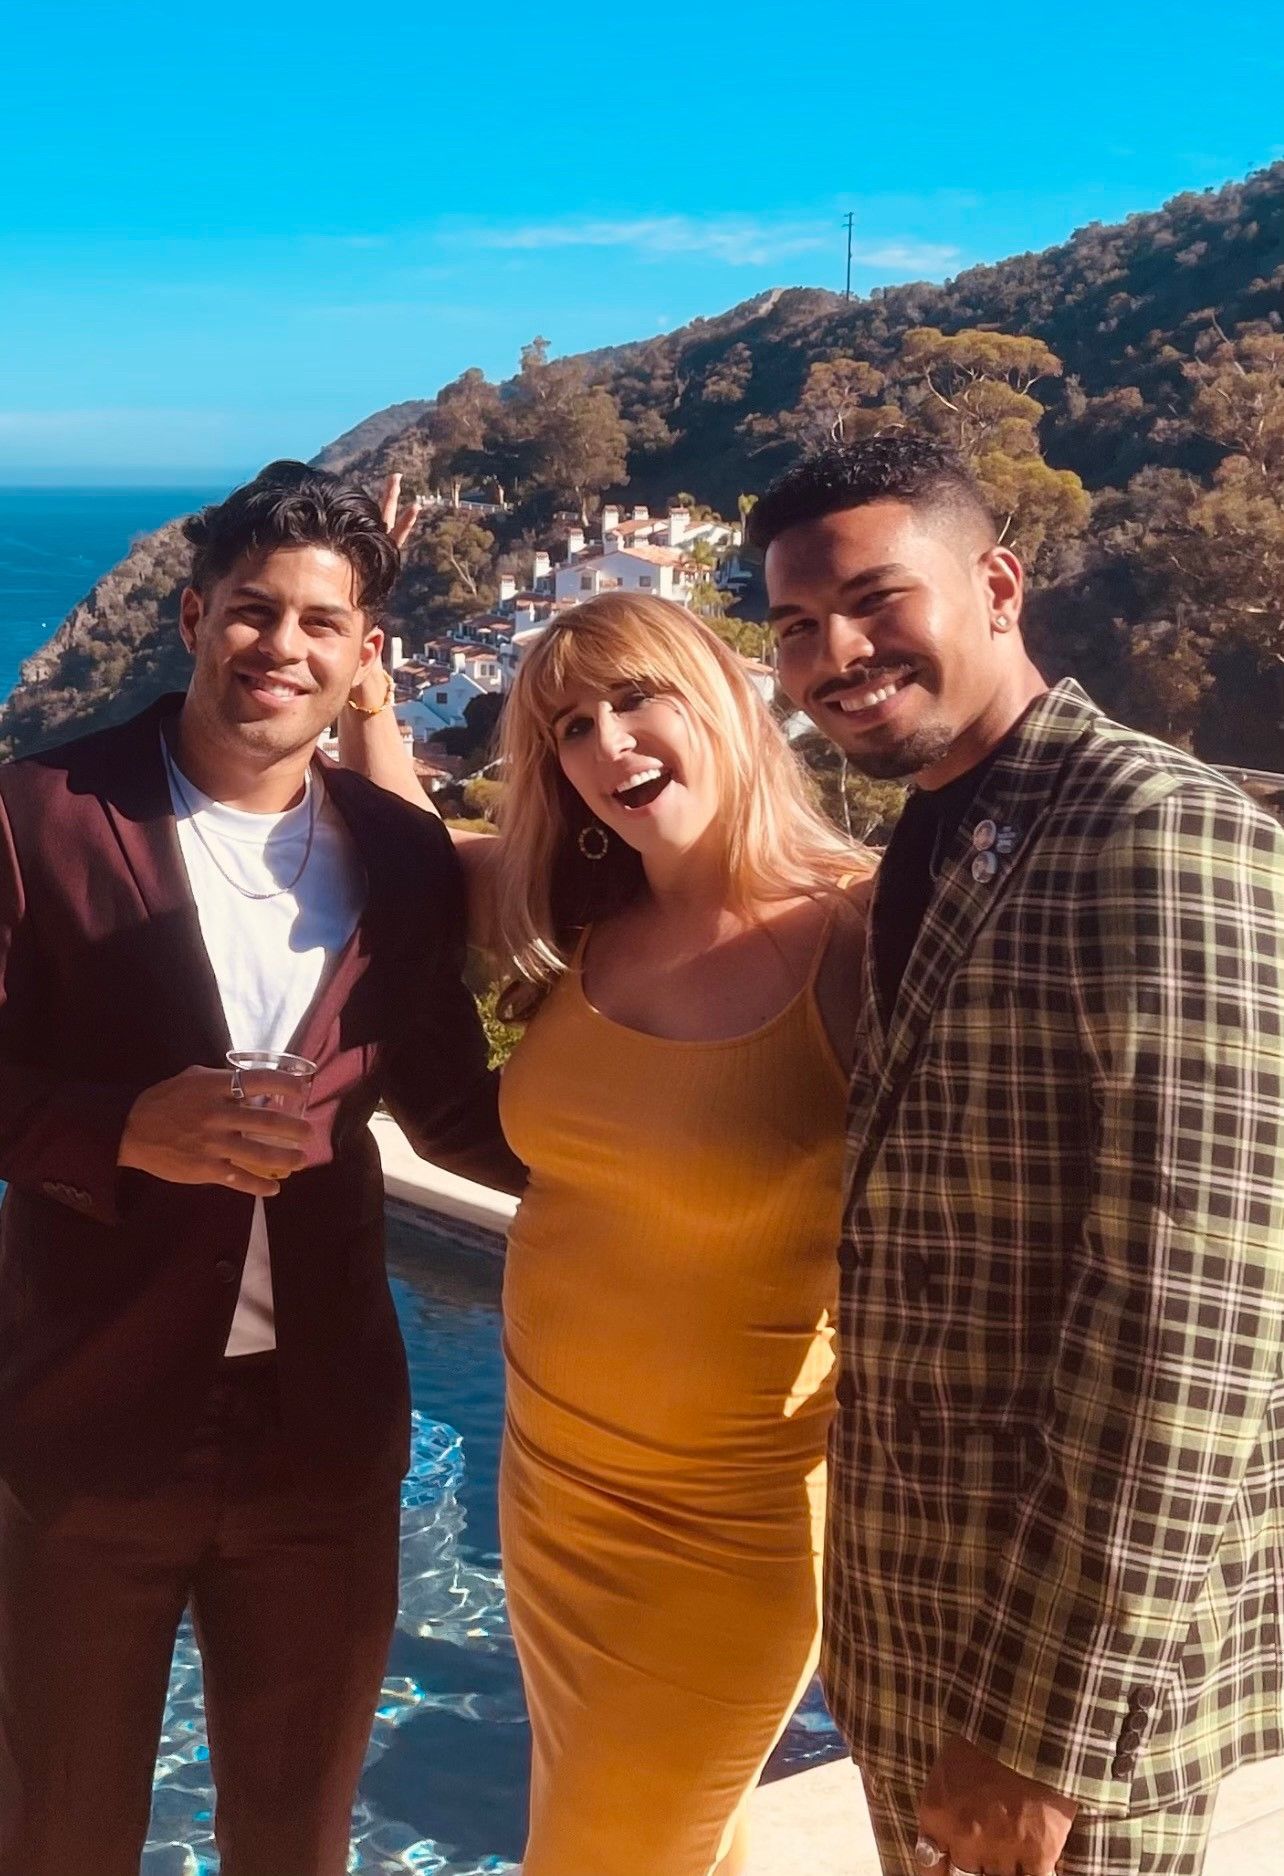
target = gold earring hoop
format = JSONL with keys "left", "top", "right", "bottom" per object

{"left": 577, "top": 823, "right": 609, "bottom": 862}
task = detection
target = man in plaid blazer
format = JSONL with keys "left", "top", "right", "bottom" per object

{"left": 750, "top": 433, "right": 1284, "bottom": 1876}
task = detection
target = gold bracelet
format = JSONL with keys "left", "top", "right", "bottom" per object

{"left": 347, "top": 667, "right": 394, "bottom": 717}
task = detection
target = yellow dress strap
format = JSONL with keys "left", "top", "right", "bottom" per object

{"left": 798, "top": 904, "right": 836, "bottom": 993}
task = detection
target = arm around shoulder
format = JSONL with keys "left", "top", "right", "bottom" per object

{"left": 379, "top": 811, "right": 525, "bottom": 1196}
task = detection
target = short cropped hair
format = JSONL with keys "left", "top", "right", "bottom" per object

{"left": 183, "top": 461, "right": 400, "bottom": 612}
{"left": 746, "top": 430, "right": 995, "bottom": 555}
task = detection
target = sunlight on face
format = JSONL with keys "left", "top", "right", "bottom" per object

{"left": 181, "top": 545, "right": 382, "bottom": 766}
{"left": 551, "top": 681, "right": 721, "bottom": 860}
{"left": 766, "top": 502, "right": 1006, "bottom": 780}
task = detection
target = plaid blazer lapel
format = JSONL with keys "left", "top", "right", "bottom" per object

{"left": 849, "top": 682, "right": 1100, "bottom": 1186}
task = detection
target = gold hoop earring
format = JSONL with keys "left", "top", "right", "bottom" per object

{"left": 577, "top": 823, "right": 609, "bottom": 862}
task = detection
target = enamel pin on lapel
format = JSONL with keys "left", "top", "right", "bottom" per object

{"left": 969, "top": 820, "right": 1018, "bottom": 882}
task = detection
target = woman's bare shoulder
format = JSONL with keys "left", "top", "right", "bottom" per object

{"left": 460, "top": 832, "right": 518, "bottom": 960}
{"left": 842, "top": 868, "right": 877, "bottom": 919}
{"left": 454, "top": 830, "right": 502, "bottom": 877}
{"left": 811, "top": 868, "right": 877, "bottom": 1073}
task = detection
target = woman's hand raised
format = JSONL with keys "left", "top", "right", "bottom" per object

{"left": 380, "top": 472, "right": 422, "bottom": 551}
{"left": 346, "top": 473, "right": 421, "bottom": 719}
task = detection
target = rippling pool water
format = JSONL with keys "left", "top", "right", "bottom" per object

{"left": 141, "top": 1205, "right": 842, "bottom": 1874}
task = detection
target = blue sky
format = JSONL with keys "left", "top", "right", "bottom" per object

{"left": 2, "top": 0, "right": 1282, "bottom": 481}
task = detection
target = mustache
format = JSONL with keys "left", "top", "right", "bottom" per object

{"left": 235, "top": 664, "right": 317, "bottom": 693}
{"left": 810, "top": 661, "right": 914, "bottom": 706}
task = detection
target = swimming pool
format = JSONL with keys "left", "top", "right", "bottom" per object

{"left": 141, "top": 1203, "right": 843, "bottom": 1874}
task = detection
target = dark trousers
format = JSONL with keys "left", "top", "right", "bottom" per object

{"left": 0, "top": 1356, "right": 401, "bottom": 1876}
{"left": 861, "top": 1772, "right": 1216, "bottom": 1876}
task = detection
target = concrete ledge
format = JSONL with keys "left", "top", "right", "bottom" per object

{"left": 370, "top": 1110, "right": 515, "bottom": 1239}
{"left": 748, "top": 1760, "right": 870, "bottom": 1871}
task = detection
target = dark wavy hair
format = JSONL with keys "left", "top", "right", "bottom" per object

{"left": 183, "top": 460, "right": 400, "bottom": 613}
{"left": 746, "top": 430, "right": 995, "bottom": 554}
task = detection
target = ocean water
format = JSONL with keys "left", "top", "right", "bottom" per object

{"left": 0, "top": 485, "right": 228, "bottom": 705}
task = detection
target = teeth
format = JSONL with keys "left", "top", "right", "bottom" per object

{"left": 835, "top": 673, "right": 908, "bottom": 714}
{"left": 615, "top": 766, "right": 663, "bottom": 794}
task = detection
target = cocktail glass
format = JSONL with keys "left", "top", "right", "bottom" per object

{"left": 226, "top": 1049, "right": 317, "bottom": 1178}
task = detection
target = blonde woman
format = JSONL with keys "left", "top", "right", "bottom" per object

{"left": 342, "top": 586, "right": 872, "bottom": 1876}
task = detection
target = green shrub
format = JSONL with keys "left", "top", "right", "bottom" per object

{"left": 475, "top": 986, "right": 524, "bottom": 1069}
{"left": 462, "top": 776, "right": 508, "bottom": 823}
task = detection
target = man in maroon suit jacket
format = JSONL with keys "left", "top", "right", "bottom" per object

{"left": 0, "top": 463, "right": 521, "bottom": 1875}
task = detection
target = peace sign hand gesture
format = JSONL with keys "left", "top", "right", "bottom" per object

{"left": 379, "top": 471, "right": 422, "bottom": 551}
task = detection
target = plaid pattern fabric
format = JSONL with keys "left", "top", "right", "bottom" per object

{"left": 824, "top": 681, "right": 1284, "bottom": 1818}
{"left": 861, "top": 1773, "right": 1215, "bottom": 1876}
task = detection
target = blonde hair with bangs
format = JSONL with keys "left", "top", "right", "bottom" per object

{"left": 493, "top": 592, "right": 872, "bottom": 1003}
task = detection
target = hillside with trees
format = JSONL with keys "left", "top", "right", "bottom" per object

{"left": 2, "top": 161, "right": 1281, "bottom": 768}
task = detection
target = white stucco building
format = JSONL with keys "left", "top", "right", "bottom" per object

{"left": 392, "top": 498, "right": 751, "bottom": 712}
{"left": 552, "top": 544, "right": 690, "bottom": 605}
{"left": 394, "top": 696, "right": 453, "bottom": 741}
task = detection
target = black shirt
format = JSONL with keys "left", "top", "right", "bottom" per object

{"left": 872, "top": 741, "right": 1008, "bottom": 1023}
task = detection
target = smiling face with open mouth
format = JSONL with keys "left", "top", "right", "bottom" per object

{"left": 552, "top": 681, "right": 719, "bottom": 859}
{"left": 765, "top": 499, "right": 1022, "bottom": 785}
{"left": 180, "top": 544, "right": 383, "bottom": 771}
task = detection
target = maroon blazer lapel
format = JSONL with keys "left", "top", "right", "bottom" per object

{"left": 94, "top": 695, "right": 232, "bottom": 1066}
{"left": 286, "top": 760, "right": 384, "bottom": 1067}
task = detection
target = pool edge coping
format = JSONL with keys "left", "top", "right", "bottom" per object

{"left": 372, "top": 1111, "right": 515, "bottom": 1246}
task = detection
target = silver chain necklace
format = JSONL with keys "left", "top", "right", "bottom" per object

{"left": 163, "top": 737, "right": 318, "bottom": 903}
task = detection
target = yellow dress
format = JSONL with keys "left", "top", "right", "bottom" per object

{"left": 498, "top": 926, "right": 847, "bottom": 1875}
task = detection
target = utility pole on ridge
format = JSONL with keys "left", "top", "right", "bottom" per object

{"left": 842, "top": 212, "right": 854, "bottom": 300}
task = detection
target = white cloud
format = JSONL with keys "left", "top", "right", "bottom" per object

{"left": 849, "top": 238, "right": 960, "bottom": 273}
{"left": 450, "top": 213, "right": 958, "bottom": 275}
{"left": 466, "top": 214, "right": 826, "bottom": 266}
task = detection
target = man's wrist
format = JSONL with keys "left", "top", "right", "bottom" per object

{"left": 918, "top": 1732, "right": 1077, "bottom": 1876}
{"left": 347, "top": 667, "right": 394, "bottom": 716}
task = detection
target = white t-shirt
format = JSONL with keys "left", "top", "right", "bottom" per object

{"left": 163, "top": 735, "right": 365, "bottom": 1355}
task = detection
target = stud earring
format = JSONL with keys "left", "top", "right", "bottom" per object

{"left": 577, "top": 823, "right": 609, "bottom": 861}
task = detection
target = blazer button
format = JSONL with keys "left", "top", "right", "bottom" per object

{"left": 1118, "top": 1726, "right": 1143, "bottom": 1752}
{"left": 1111, "top": 1753, "right": 1135, "bottom": 1778}
{"left": 835, "top": 1374, "right": 857, "bottom": 1410}
{"left": 214, "top": 1260, "right": 239, "bottom": 1284}
{"left": 1129, "top": 1687, "right": 1158, "bottom": 1712}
